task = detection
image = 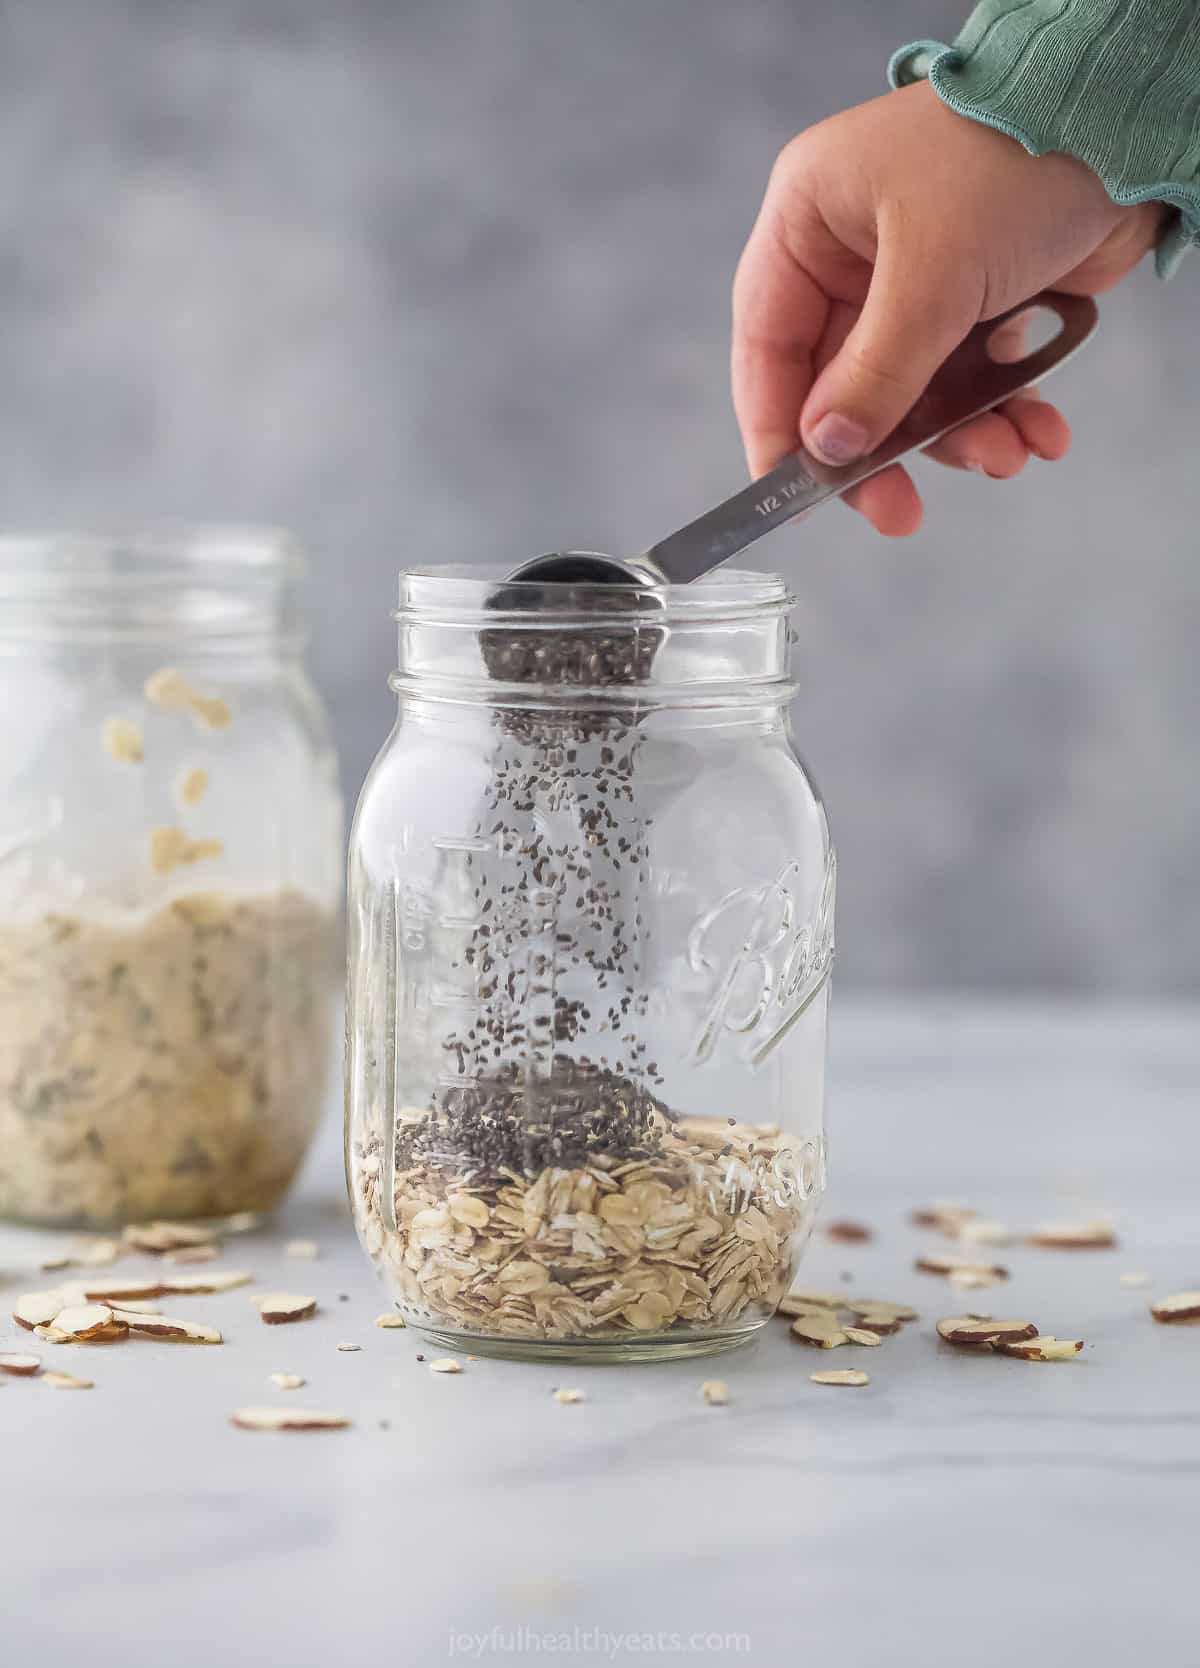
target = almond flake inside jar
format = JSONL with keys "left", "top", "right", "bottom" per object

{"left": 148, "top": 826, "right": 225, "bottom": 876}
{"left": 176, "top": 766, "right": 209, "bottom": 808}
{"left": 256, "top": 1293, "right": 317, "bottom": 1325}
{"left": 1150, "top": 1291, "right": 1200, "bottom": 1325}
{"left": 43, "top": 1370, "right": 94, "bottom": 1389}
{"left": 101, "top": 715, "right": 145, "bottom": 763}
{"left": 0, "top": 1352, "right": 42, "bottom": 1376}
{"left": 701, "top": 1380, "right": 730, "bottom": 1405}
{"left": 810, "top": 1369, "right": 869, "bottom": 1387}
{"left": 231, "top": 1407, "right": 350, "bottom": 1432}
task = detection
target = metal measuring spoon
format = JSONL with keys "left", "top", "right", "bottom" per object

{"left": 504, "top": 291, "right": 1098, "bottom": 592}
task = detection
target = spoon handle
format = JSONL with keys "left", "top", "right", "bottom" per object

{"left": 638, "top": 291, "right": 1099, "bottom": 587}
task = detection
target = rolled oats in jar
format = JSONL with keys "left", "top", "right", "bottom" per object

{"left": 0, "top": 531, "right": 343, "bottom": 1226}
{"left": 347, "top": 567, "right": 833, "bottom": 1361}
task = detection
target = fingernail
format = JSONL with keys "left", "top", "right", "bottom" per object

{"left": 808, "top": 413, "right": 869, "bottom": 466}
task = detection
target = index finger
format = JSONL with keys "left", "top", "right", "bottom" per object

{"left": 731, "top": 199, "right": 831, "bottom": 479}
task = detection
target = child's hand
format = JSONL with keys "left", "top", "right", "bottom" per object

{"left": 732, "top": 81, "right": 1164, "bottom": 535}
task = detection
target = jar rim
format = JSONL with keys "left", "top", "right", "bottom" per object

{"left": 397, "top": 564, "right": 792, "bottom": 623}
{"left": 0, "top": 525, "right": 303, "bottom": 584}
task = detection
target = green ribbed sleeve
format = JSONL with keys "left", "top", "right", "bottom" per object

{"left": 889, "top": 0, "right": 1200, "bottom": 276}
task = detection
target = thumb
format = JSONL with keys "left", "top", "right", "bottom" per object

{"left": 801, "top": 237, "right": 981, "bottom": 466}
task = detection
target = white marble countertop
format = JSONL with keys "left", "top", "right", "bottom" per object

{"left": 3, "top": 1000, "right": 1197, "bottom": 1668}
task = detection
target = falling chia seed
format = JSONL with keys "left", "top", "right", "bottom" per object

{"left": 399, "top": 602, "right": 670, "bottom": 1179}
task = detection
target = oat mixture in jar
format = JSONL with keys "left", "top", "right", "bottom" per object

{"left": 0, "top": 531, "right": 343, "bottom": 1226}
{"left": 347, "top": 568, "right": 833, "bottom": 1361}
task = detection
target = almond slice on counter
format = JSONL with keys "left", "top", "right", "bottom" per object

{"left": 429, "top": 1358, "right": 462, "bottom": 1374}
{"left": 777, "top": 1290, "right": 845, "bottom": 1317}
{"left": 916, "top": 1255, "right": 1009, "bottom": 1283}
{"left": 336, "top": 1342, "right": 361, "bottom": 1353}
{"left": 700, "top": 1380, "right": 730, "bottom": 1405}
{"left": 13, "top": 1291, "right": 70, "bottom": 1330}
{"left": 997, "top": 1336, "right": 1084, "bottom": 1361}
{"left": 0, "top": 1352, "right": 42, "bottom": 1376}
{"left": 43, "top": 1370, "right": 94, "bottom": 1389}
{"left": 810, "top": 1369, "right": 869, "bottom": 1387}
{"left": 374, "top": 1313, "right": 406, "bottom": 1329}
{"left": 552, "top": 1387, "right": 586, "bottom": 1404}
{"left": 52, "top": 1304, "right": 119, "bottom": 1341}
{"left": 1150, "top": 1291, "right": 1200, "bottom": 1325}
{"left": 842, "top": 1327, "right": 883, "bottom": 1347}
{"left": 269, "top": 1373, "right": 306, "bottom": 1390}
{"left": 844, "top": 1301, "right": 918, "bottom": 1334}
{"left": 285, "top": 1240, "right": 320, "bottom": 1261}
{"left": 120, "top": 1314, "right": 222, "bottom": 1343}
{"left": 823, "top": 1220, "right": 873, "bottom": 1244}
{"left": 936, "top": 1315, "right": 1038, "bottom": 1349}
{"left": 71, "top": 1276, "right": 167, "bottom": 1302}
{"left": 122, "top": 1220, "right": 218, "bottom": 1254}
{"left": 231, "top": 1407, "right": 350, "bottom": 1432}
{"left": 911, "top": 1203, "right": 976, "bottom": 1234}
{"left": 162, "top": 1270, "right": 252, "bottom": 1296}
{"left": 1027, "top": 1221, "right": 1117, "bottom": 1251}
{"left": 956, "top": 1220, "right": 1016, "bottom": 1248}
{"left": 790, "top": 1314, "right": 849, "bottom": 1349}
{"left": 165, "top": 1245, "right": 220, "bottom": 1265}
{"left": 256, "top": 1292, "right": 317, "bottom": 1325}
{"left": 220, "top": 1212, "right": 260, "bottom": 1235}
{"left": 106, "top": 1300, "right": 162, "bottom": 1316}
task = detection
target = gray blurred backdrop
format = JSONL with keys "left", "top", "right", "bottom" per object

{"left": 1, "top": 0, "right": 1196, "bottom": 994}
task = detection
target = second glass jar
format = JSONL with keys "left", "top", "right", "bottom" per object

{"left": 347, "top": 567, "right": 834, "bottom": 1360}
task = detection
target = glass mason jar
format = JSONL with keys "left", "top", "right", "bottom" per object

{"left": 0, "top": 530, "right": 343, "bottom": 1226}
{"left": 347, "top": 566, "right": 833, "bottom": 1361}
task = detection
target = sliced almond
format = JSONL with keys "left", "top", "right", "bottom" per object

{"left": 123, "top": 1220, "right": 217, "bottom": 1254}
{"left": 269, "top": 1372, "right": 306, "bottom": 1390}
{"left": 552, "top": 1387, "right": 585, "bottom": 1404}
{"left": 165, "top": 1245, "right": 220, "bottom": 1265}
{"left": 997, "top": 1336, "right": 1084, "bottom": 1361}
{"left": 778, "top": 1290, "right": 844, "bottom": 1316}
{"left": 163, "top": 1270, "right": 252, "bottom": 1296}
{"left": 256, "top": 1292, "right": 317, "bottom": 1324}
{"left": 285, "top": 1240, "right": 320, "bottom": 1261}
{"left": 823, "top": 1220, "right": 873, "bottom": 1244}
{"left": 956, "top": 1220, "right": 1016, "bottom": 1248}
{"left": 429, "top": 1358, "right": 462, "bottom": 1374}
{"left": 374, "top": 1313, "right": 406, "bottom": 1329}
{"left": 43, "top": 1370, "right": 94, "bottom": 1389}
{"left": 221, "top": 1212, "right": 261, "bottom": 1235}
{"left": 53, "top": 1304, "right": 117, "bottom": 1340}
{"left": 916, "top": 1255, "right": 1009, "bottom": 1283}
{"left": 911, "top": 1203, "right": 976, "bottom": 1233}
{"left": 790, "top": 1314, "right": 848, "bottom": 1349}
{"left": 810, "top": 1369, "right": 869, "bottom": 1387}
{"left": 447, "top": 1192, "right": 490, "bottom": 1230}
{"left": 0, "top": 1352, "right": 42, "bottom": 1376}
{"left": 936, "top": 1316, "right": 1038, "bottom": 1349}
{"left": 1119, "top": 1272, "right": 1150, "bottom": 1289}
{"left": 1027, "top": 1222, "right": 1117, "bottom": 1251}
{"left": 948, "top": 1268, "right": 1001, "bottom": 1291}
{"left": 72, "top": 1276, "right": 166, "bottom": 1301}
{"left": 231, "top": 1406, "right": 350, "bottom": 1432}
{"left": 33, "top": 1325, "right": 74, "bottom": 1343}
{"left": 107, "top": 1300, "right": 162, "bottom": 1317}
{"left": 701, "top": 1379, "right": 730, "bottom": 1405}
{"left": 1151, "top": 1291, "right": 1200, "bottom": 1325}
{"left": 842, "top": 1327, "right": 883, "bottom": 1347}
{"left": 121, "top": 1314, "right": 222, "bottom": 1343}
{"left": 336, "top": 1342, "right": 361, "bottom": 1353}
{"left": 13, "top": 1290, "right": 69, "bottom": 1330}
